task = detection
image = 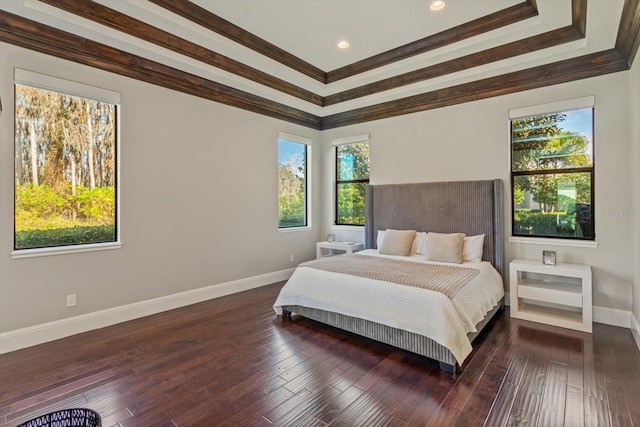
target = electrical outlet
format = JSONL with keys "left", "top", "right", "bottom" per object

{"left": 66, "top": 294, "right": 77, "bottom": 308}
{"left": 289, "top": 254, "right": 295, "bottom": 263}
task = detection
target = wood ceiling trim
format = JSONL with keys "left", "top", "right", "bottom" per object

{"left": 322, "top": 0, "right": 587, "bottom": 106}
{"left": 572, "top": 0, "right": 588, "bottom": 37}
{"left": 38, "top": 0, "right": 582, "bottom": 109}
{"left": 320, "top": 50, "right": 629, "bottom": 129}
{"left": 0, "top": 2, "right": 635, "bottom": 131}
{"left": 0, "top": 11, "right": 322, "bottom": 129}
{"left": 615, "top": 0, "right": 640, "bottom": 68}
{"left": 148, "top": 0, "right": 537, "bottom": 85}
{"left": 324, "top": 26, "right": 584, "bottom": 106}
{"left": 148, "top": 0, "right": 326, "bottom": 83}
{"left": 38, "top": 0, "right": 323, "bottom": 106}
{"left": 325, "top": 1, "right": 539, "bottom": 83}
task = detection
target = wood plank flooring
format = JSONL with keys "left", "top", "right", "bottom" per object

{"left": 1, "top": 282, "right": 639, "bottom": 426}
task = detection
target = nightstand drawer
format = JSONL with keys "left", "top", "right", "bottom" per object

{"left": 517, "top": 281, "right": 582, "bottom": 308}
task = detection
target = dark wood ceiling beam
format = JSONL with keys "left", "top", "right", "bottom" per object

{"left": 0, "top": 11, "right": 322, "bottom": 129}
{"left": 1, "top": 0, "right": 635, "bottom": 131}
{"left": 41, "top": 0, "right": 577, "bottom": 110}
{"left": 325, "top": 1, "right": 539, "bottom": 83}
{"left": 321, "top": 50, "right": 628, "bottom": 130}
{"left": 614, "top": 0, "right": 640, "bottom": 68}
{"left": 324, "top": 26, "right": 583, "bottom": 106}
{"left": 572, "top": 0, "right": 588, "bottom": 36}
{"left": 38, "top": 0, "right": 323, "bottom": 106}
{"left": 148, "top": 0, "right": 326, "bottom": 83}
{"left": 324, "top": 0, "right": 584, "bottom": 104}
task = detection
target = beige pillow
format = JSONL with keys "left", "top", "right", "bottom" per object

{"left": 378, "top": 229, "right": 416, "bottom": 256}
{"left": 426, "top": 232, "right": 465, "bottom": 263}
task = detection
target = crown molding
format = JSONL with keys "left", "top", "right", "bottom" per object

{"left": 38, "top": 0, "right": 323, "bottom": 106}
{"left": 148, "top": 0, "right": 327, "bottom": 83}
{"left": 0, "top": 10, "right": 322, "bottom": 129}
{"left": 326, "top": 1, "right": 539, "bottom": 83}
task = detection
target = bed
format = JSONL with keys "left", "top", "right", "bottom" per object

{"left": 273, "top": 179, "right": 505, "bottom": 373}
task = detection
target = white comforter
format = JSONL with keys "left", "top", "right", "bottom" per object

{"left": 273, "top": 249, "right": 504, "bottom": 364}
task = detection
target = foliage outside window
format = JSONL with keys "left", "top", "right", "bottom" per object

{"left": 14, "top": 78, "right": 118, "bottom": 250}
{"left": 511, "top": 106, "right": 594, "bottom": 239}
{"left": 336, "top": 140, "right": 370, "bottom": 226}
{"left": 278, "top": 137, "right": 308, "bottom": 228}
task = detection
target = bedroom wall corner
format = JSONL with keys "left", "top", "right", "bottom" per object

{"left": 318, "top": 130, "right": 370, "bottom": 245}
{"left": 629, "top": 55, "right": 640, "bottom": 350}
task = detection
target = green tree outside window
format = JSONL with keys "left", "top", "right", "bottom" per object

{"left": 336, "top": 142, "right": 370, "bottom": 226}
{"left": 14, "top": 84, "right": 117, "bottom": 250}
{"left": 511, "top": 107, "right": 594, "bottom": 239}
{"left": 278, "top": 139, "right": 307, "bottom": 228}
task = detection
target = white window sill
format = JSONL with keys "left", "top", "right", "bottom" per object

{"left": 12, "top": 241, "right": 122, "bottom": 259}
{"left": 508, "top": 236, "right": 598, "bottom": 248}
{"left": 278, "top": 226, "right": 312, "bottom": 233}
{"left": 332, "top": 225, "right": 364, "bottom": 231}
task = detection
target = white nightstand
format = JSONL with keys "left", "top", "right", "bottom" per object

{"left": 316, "top": 241, "right": 364, "bottom": 259}
{"left": 509, "top": 259, "right": 592, "bottom": 333}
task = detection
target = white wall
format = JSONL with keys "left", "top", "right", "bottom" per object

{"left": 321, "top": 71, "right": 634, "bottom": 314}
{"left": 630, "top": 56, "right": 640, "bottom": 345}
{"left": 0, "top": 43, "right": 321, "bottom": 334}
{"left": 1, "top": 40, "right": 636, "bottom": 347}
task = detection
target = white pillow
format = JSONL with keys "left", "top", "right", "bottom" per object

{"left": 377, "top": 230, "right": 386, "bottom": 248}
{"left": 463, "top": 234, "right": 485, "bottom": 262}
{"left": 413, "top": 232, "right": 427, "bottom": 255}
{"left": 378, "top": 229, "right": 416, "bottom": 256}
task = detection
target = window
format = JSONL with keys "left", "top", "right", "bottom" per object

{"left": 510, "top": 97, "right": 594, "bottom": 240}
{"left": 14, "top": 69, "right": 120, "bottom": 253}
{"left": 335, "top": 134, "right": 370, "bottom": 226}
{"left": 278, "top": 132, "right": 309, "bottom": 229}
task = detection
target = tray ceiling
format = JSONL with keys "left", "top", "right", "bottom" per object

{"left": 0, "top": 0, "right": 638, "bottom": 129}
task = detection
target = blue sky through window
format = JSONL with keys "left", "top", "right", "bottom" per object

{"left": 278, "top": 140, "right": 305, "bottom": 175}
{"left": 562, "top": 108, "right": 592, "bottom": 142}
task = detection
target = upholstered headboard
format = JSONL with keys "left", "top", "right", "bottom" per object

{"left": 364, "top": 179, "right": 504, "bottom": 279}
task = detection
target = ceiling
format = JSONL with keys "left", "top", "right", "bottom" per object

{"left": 0, "top": 0, "right": 638, "bottom": 129}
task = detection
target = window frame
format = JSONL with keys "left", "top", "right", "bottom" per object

{"left": 277, "top": 132, "right": 311, "bottom": 231}
{"left": 12, "top": 68, "right": 122, "bottom": 259}
{"left": 509, "top": 97, "right": 595, "bottom": 241}
{"left": 334, "top": 134, "right": 370, "bottom": 227}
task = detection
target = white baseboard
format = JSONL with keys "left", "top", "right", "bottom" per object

{"left": 505, "top": 291, "right": 633, "bottom": 329}
{"left": 2, "top": 274, "right": 635, "bottom": 354}
{"left": 0, "top": 268, "right": 295, "bottom": 355}
{"left": 632, "top": 314, "right": 640, "bottom": 351}
{"left": 592, "top": 305, "right": 632, "bottom": 328}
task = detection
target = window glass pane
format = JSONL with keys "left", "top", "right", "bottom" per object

{"left": 337, "top": 183, "right": 366, "bottom": 226}
{"left": 512, "top": 108, "right": 593, "bottom": 172}
{"left": 337, "top": 142, "right": 369, "bottom": 181}
{"left": 278, "top": 140, "right": 306, "bottom": 228}
{"left": 335, "top": 140, "right": 369, "bottom": 226}
{"left": 14, "top": 84, "right": 117, "bottom": 250}
{"left": 513, "top": 172, "right": 592, "bottom": 238}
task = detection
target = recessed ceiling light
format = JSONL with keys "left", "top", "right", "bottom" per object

{"left": 337, "top": 40, "right": 350, "bottom": 49}
{"left": 430, "top": 0, "right": 445, "bottom": 11}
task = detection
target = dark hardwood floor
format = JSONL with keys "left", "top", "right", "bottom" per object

{"left": 1, "top": 282, "right": 639, "bottom": 426}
